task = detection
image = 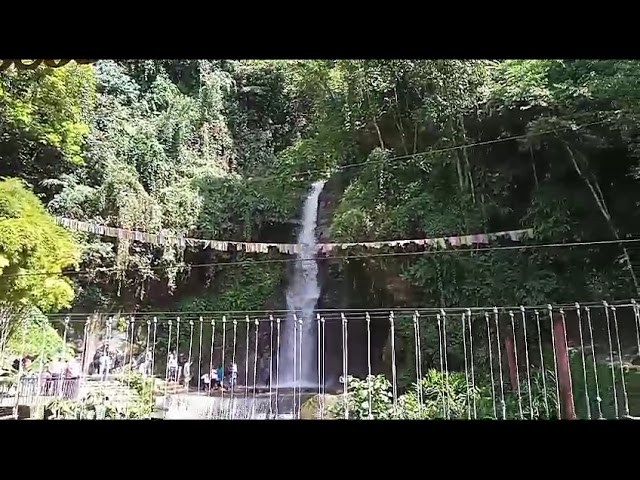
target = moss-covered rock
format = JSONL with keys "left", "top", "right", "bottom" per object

{"left": 300, "top": 394, "right": 340, "bottom": 419}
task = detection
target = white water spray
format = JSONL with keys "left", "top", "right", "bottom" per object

{"left": 280, "top": 180, "right": 326, "bottom": 387}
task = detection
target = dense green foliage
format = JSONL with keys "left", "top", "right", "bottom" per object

{"left": 0, "top": 178, "right": 81, "bottom": 351}
{"left": 5, "top": 60, "right": 639, "bottom": 310}
{"left": 326, "top": 370, "right": 560, "bottom": 420}
{"left": 44, "top": 390, "right": 152, "bottom": 419}
{"left": 3, "top": 60, "right": 640, "bottom": 387}
{"left": 326, "top": 349, "right": 640, "bottom": 420}
{"left": 0, "top": 179, "right": 80, "bottom": 311}
{"left": 5, "top": 311, "right": 74, "bottom": 361}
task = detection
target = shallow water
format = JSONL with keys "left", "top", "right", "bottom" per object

{"left": 162, "top": 389, "right": 315, "bottom": 419}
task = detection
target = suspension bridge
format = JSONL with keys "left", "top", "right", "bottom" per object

{"left": 2, "top": 300, "right": 640, "bottom": 420}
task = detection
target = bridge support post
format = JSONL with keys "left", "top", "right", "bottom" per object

{"left": 553, "top": 312, "right": 576, "bottom": 419}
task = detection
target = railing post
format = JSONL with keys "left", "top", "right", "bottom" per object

{"left": 553, "top": 311, "right": 576, "bottom": 419}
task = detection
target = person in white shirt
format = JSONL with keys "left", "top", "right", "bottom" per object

{"left": 211, "top": 367, "right": 220, "bottom": 390}
{"left": 230, "top": 362, "right": 238, "bottom": 389}
{"left": 69, "top": 358, "right": 82, "bottom": 377}
{"left": 183, "top": 361, "right": 192, "bottom": 389}
{"left": 50, "top": 358, "right": 63, "bottom": 376}
{"left": 49, "top": 358, "right": 65, "bottom": 394}
{"left": 99, "top": 352, "right": 111, "bottom": 379}
{"left": 145, "top": 350, "right": 153, "bottom": 374}
{"left": 201, "top": 372, "right": 211, "bottom": 392}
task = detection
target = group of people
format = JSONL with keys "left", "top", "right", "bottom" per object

{"left": 193, "top": 352, "right": 281, "bottom": 392}
{"left": 90, "top": 345, "right": 124, "bottom": 377}
{"left": 132, "top": 350, "right": 153, "bottom": 375}
{"left": 200, "top": 363, "right": 238, "bottom": 392}
{"left": 167, "top": 352, "right": 193, "bottom": 387}
{"left": 41, "top": 357, "right": 82, "bottom": 398}
{"left": 10, "top": 355, "right": 82, "bottom": 400}
{"left": 114, "top": 349, "right": 242, "bottom": 393}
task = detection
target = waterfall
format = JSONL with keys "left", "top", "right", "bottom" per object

{"left": 160, "top": 181, "right": 326, "bottom": 420}
{"left": 280, "top": 180, "right": 326, "bottom": 387}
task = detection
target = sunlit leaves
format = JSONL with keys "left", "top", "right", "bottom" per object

{"left": 488, "top": 60, "right": 557, "bottom": 109}
{"left": 0, "top": 178, "right": 80, "bottom": 312}
{"left": 0, "top": 65, "right": 96, "bottom": 164}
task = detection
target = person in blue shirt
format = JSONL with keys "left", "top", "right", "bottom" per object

{"left": 217, "top": 367, "right": 224, "bottom": 389}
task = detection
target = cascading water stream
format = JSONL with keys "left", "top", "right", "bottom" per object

{"left": 162, "top": 181, "right": 326, "bottom": 419}
{"left": 280, "top": 180, "right": 326, "bottom": 387}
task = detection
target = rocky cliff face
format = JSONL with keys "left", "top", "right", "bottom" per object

{"left": 316, "top": 182, "right": 335, "bottom": 245}
{"left": 314, "top": 179, "right": 397, "bottom": 385}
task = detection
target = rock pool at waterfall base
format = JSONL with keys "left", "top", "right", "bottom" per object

{"left": 161, "top": 388, "right": 322, "bottom": 419}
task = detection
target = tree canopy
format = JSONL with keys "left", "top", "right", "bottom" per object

{"left": 0, "top": 178, "right": 80, "bottom": 312}
{"left": 1, "top": 59, "right": 639, "bottom": 311}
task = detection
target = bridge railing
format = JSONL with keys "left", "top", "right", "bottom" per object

{"left": 0, "top": 377, "right": 80, "bottom": 408}
{"left": 5, "top": 301, "right": 640, "bottom": 419}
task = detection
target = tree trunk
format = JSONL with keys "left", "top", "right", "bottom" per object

{"left": 393, "top": 87, "right": 409, "bottom": 156}
{"left": 394, "top": 113, "right": 409, "bottom": 155}
{"left": 530, "top": 145, "right": 539, "bottom": 190}
{"left": 373, "top": 118, "right": 385, "bottom": 150}
{"left": 449, "top": 119, "right": 465, "bottom": 192}
{"left": 563, "top": 143, "right": 640, "bottom": 295}
{"left": 364, "top": 87, "right": 385, "bottom": 150}
{"left": 459, "top": 115, "right": 476, "bottom": 203}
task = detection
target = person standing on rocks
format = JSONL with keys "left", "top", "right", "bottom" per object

{"left": 99, "top": 351, "right": 111, "bottom": 380}
{"left": 177, "top": 354, "right": 186, "bottom": 383}
{"left": 229, "top": 362, "right": 238, "bottom": 390}
{"left": 168, "top": 352, "right": 178, "bottom": 382}
{"left": 183, "top": 360, "right": 192, "bottom": 389}
{"left": 145, "top": 349, "right": 153, "bottom": 375}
